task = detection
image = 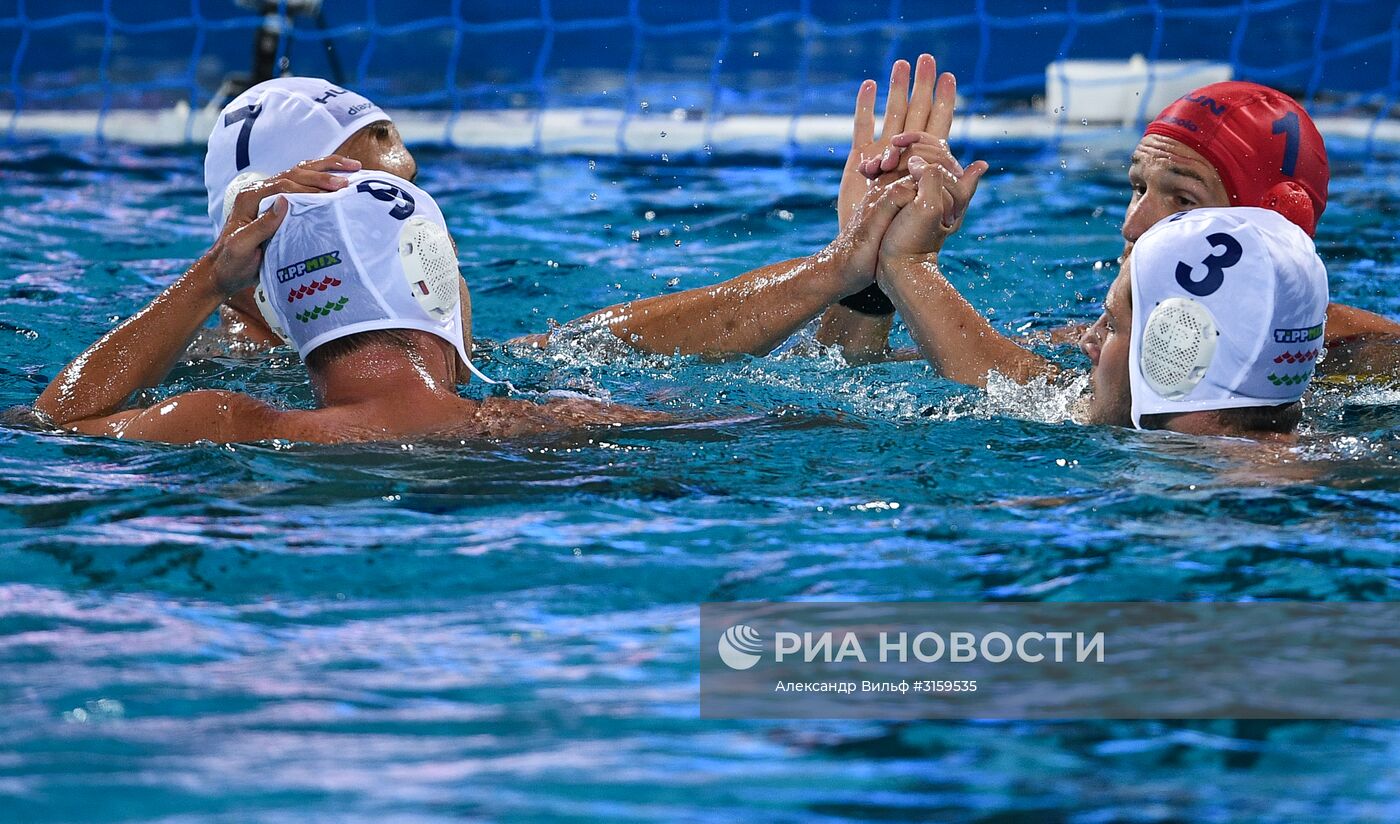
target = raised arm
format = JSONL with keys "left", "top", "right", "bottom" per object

{"left": 818, "top": 54, "right": 962, "bottom": 361}
{"left": 512, "top": 177, "right": 913, "bottom": 358}
{"left": 876, "top": 157, "right": 1052, "bottom": 387}
{"left": 34, "top": 199, "right": 291, "bottom": 439}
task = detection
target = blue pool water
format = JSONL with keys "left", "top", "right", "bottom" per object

{"left": 1, "top": 141, "right": 1399, "bottom": 822}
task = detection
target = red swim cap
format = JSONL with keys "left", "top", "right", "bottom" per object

{"left": 1143, "top": 81, "right": 1329, "bottom": 236}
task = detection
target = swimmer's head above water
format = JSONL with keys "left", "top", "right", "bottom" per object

{"left": 205, "top": 77, "right": 417, "bottom": 237}
{"left": 252, "top": 169, "right": 494, "bottom": 389}
{"left": 32, "top": 171, "right": 671, "bottom": 443}
{"left": 1123, "top": 81, "right": 1329, "bottom": 245}
{"left": 1080, "top": 207, "right": 1329, "bottom": 436}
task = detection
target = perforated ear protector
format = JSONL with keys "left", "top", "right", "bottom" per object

{"left": 1139, "top": 297, "right": 1219, "bottom": 400}
{"left": 220, "top": 172, "right": 267, "bottom": 230}
{"left": 399, "top": 218, "right": 459, "bottom": 319}
{"left": 1260, "top": 181, "right": 1316, "bottom": 237}
{"left": 395, "top": 217, "right": 498, "bottom": 385}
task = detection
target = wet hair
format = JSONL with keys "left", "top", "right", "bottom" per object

{"left": 1141, "top": 401, "right": 1302, "bottom": 435}
{"left": 305, "top": 329, "right": 418, "bottom": 371}
{"left": 361, "top": 120, "right": 396, "bottom": 141}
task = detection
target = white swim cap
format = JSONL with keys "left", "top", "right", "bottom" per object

{"left": 205, "top": 77, "right": 391, "bottom": 237}
{"left": 1128, "top": 207, "right": 1329, "bottom": 429}
{"left": 256, "top": 170, "right": 494, "bottom": 384}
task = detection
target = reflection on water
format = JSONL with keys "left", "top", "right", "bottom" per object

{"left": 0, "top": 143, "right": 1397, "bottom": 821}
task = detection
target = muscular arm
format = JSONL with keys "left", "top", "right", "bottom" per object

{"left": 516, "top": 253, "right": 853, "bottom": 358}
{"left": 61, "top": 389, "right": 293, "bottom": 443}
{"left": 878, "top": 256, "right": 1051, "bottom": 387}
{"left": 36, "top": 254, "right": 231, "bottom": 426}
{"left": 1324, "top": 301, "right": 1400, "bottom": 343}
{"left": 35, "top": 200, "right": 290, "bottom": 440}
{"left": 513, "top": 176, "right": 912, "bottom": 358}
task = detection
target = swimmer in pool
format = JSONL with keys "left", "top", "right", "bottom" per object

{"left": 819, "top": 56, "right": 1399, "bottom": 369}
{"left": 32, "top": 173, "right": 674, "bottom": 444}
{"left": 204, "top": 77, "right": 914, "bottom": 363}
{"left": 203, "top": 78, "right": 421, "bottom": 350}
{"left": 879, "top": 146, "right": 1329, "bottom": 439}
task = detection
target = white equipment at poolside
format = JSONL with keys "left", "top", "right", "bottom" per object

{"left": 1045, "top": 56, "right": 1233, "bottom": 125}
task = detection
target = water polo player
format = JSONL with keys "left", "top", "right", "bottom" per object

{"left": 33, "top": 173, "right": 669, "bottom": 443}
{"left": 876, "top": 150, "right": 1329, "bottom": 439}
{"left": 821, "top": 62, "right": 1396, "bottom": 364}
{"left": 205, "top": 78, "right": 926, "bottom": 363}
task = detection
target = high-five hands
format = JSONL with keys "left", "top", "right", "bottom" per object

{"left": 838, "top": 54, "right": 959, "bottom": 227}
{"left": 879, "top": 154, "right": 989, "bottom": 262}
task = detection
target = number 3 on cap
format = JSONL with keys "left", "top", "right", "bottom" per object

{"left": 1175, "top": 231, "right": 1242, "bottom": 297}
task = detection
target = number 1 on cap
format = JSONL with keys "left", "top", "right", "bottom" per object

{"left": 1272, "top": 111, "right": 1299, "bottom": 178}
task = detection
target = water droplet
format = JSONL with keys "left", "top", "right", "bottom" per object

{"left": 644, "top": 210, "right": 657, "bottom": 221}
{"left": 587, "top": 159, "right": 596, "bottom": 170}
{"left": 630, "top": 230, "right": 641, "bottom": 241}
{"left": 667, "top": 277, "right": 680, "bottom": 287}
{"left": 673, "top": 239, "right": 682, "bottom": 247}
{"left": 589, "top": 192, "right": 598, "bottom": 200}
{"left": 659, "top": 131, "right": 667, "bottom": 138}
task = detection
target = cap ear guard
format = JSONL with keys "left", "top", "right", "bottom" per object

{"left": 220, "top": 172, "right": 268, "bottom": 231}
{"left": 1140, "top": 297, "right": 1219, "bottom": 400}
{"left": 396, "top": 216, "right": 499, "bottom": 386}
{"left": 399, "top": 217, "right": 460, "bottom": 318}
{"left": 253, "top": 282, "right": 290, "bottom": 344}
{"left": 1260, "top": 181, "right": 1318, "bottom": 237}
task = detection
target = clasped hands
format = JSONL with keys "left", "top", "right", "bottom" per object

{"left": 825, "top": 54, "right": 988, "bottom": 299}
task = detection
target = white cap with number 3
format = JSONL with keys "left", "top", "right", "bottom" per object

{"left": 1128, "top": 207, "right": 1329, "bottom": 429}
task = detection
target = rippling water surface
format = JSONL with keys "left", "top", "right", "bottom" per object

{"left": 2, "top": 141, "right": 1399, "bottom": 822}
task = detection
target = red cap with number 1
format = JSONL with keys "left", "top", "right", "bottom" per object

{"left": 1144, "top": 81, "right": 1329, "bottom": 236}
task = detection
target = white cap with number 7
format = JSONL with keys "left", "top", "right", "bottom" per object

{"left": 204, "top": 77, "right": 390, "bottom": 238}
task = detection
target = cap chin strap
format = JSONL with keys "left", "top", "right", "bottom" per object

{"left": 456, "top": 353, "right": 498, "bottom": 386}
{"left": 399, "top": 217, "right": 498, "bottom": 386}
{"left": 1258, "top": 181, "right": 1317, "bottom": 236}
